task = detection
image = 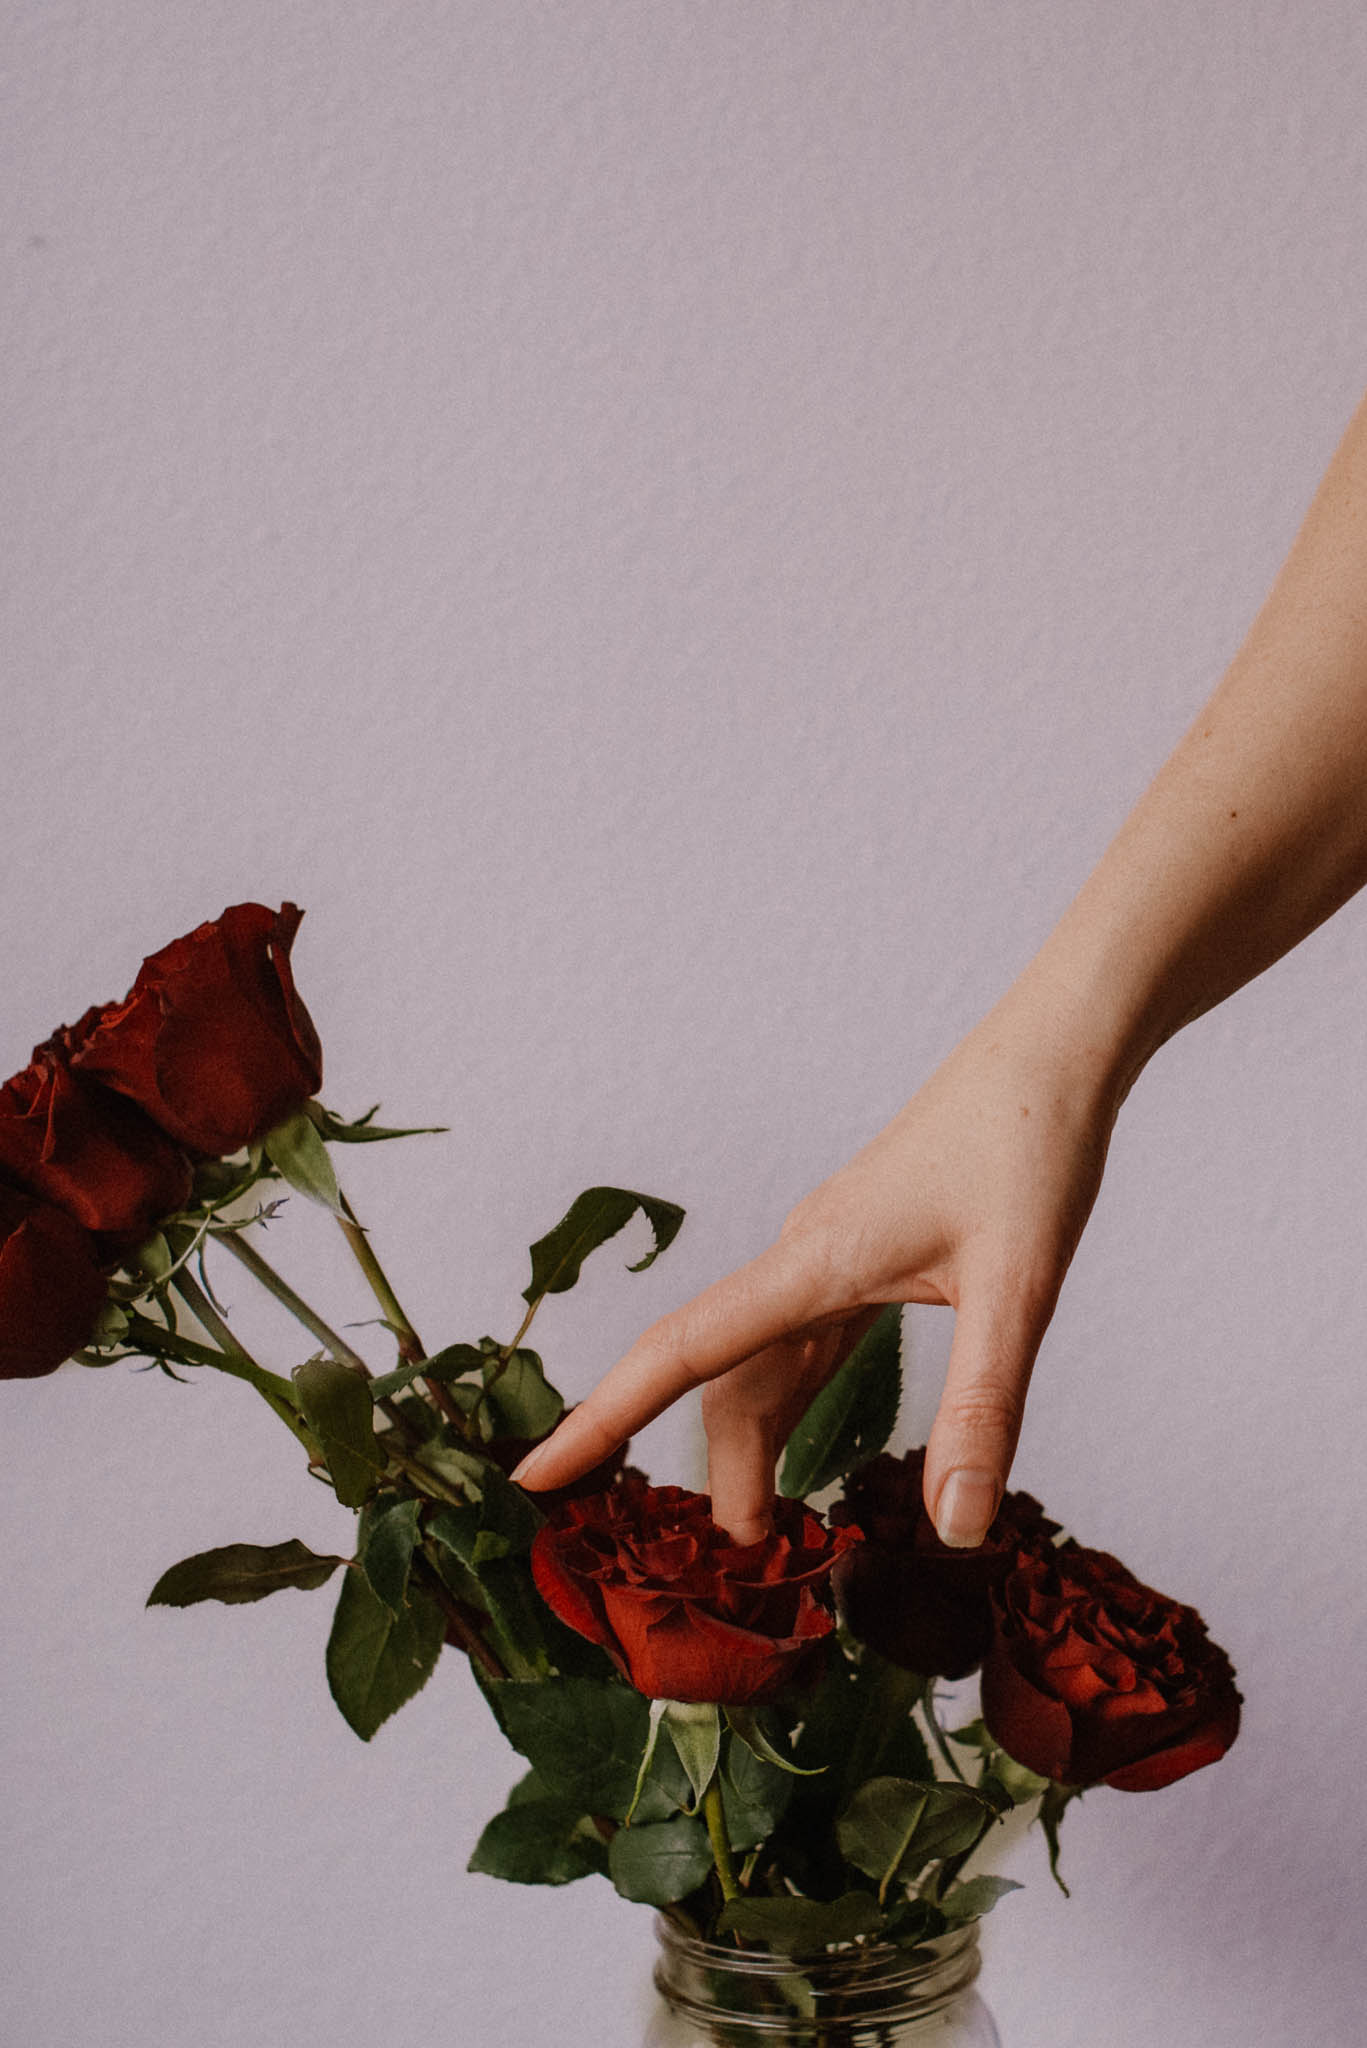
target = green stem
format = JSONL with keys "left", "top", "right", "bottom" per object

{"left": 702, "top": 1776, "right": 740, "bottom": 1905}
{"left": 919, "top": 1683, "right": 969, "bottom": 1785}
{"left": 335, "top": 1190, "right": 471, "bottom": 1435}
{"left": 168, "top": 1272, "right": 314, "bottom": 1455}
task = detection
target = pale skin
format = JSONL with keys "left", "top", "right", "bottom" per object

{"left": 513, "top": 384, "right": 1367, "bottom": 1546}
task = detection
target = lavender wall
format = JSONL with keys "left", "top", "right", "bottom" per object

{"left": 4, "top": 6, "right": 1366, "bottom": 2043}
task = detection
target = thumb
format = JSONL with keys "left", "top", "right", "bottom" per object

{"left": 922, "top": 1278, "right": 1043, "bottom": 1548}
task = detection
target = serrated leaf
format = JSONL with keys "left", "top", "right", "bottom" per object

{"left": 495, "top": 1678, "right": 650, "bottom": 1819}
{"left": 293, "top": 1357, "right": 386, "bottom": 1507}
{"left": 939, "top": 1875, "right": 1023, "bottom": 1924}
{"left": 369, "top": 1343, "right": 487, "bottom": 1402}
{"left": 523, "top": 1187, "right": 685, "bottom": 1304}
{"left": 837, "top": 1778, "right": 998, "bottom": 1900}
{"left": 147, "top": 1539, "right": 345, "bottom": 1607}
{"left": 262, "top": 1109, "right": 343, "bottom": 1214}
{"left": 608, "top": 1815, "right": 713, "bottom": 1905}
{"left": 717, "top": 1892, "right": 885, "bottom": 1953}
{"left": 358, "top": 1495, "right": 422, "bottom": 1614}
{"left": 468, "top": 1801, "right": 609, "bottom": 1886}
{"left": 726, "top": 1706, "right": 826, "bottom": 1776}
{"left": 778, "top": 1305, "right": 903, "bottom": 1497}
{"left": 721, "top": 1729, "right": 794, "bottom": 1850}
{"left": 324, "top": 1567, "right": 445, "bottom": 1740}
{"left": 481, "top": 1348, "right": 564, "bottom": 1438}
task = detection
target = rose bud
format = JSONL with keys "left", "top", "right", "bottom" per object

{"left": 0, "top": 1035, "right": 192, "bottom": 1239}
{"left": 829, "top": 1447, "right": 1060, "bottom": 1679}
{"left": 69, "top": 902, "right": 323, "bottom": 1158}
{"left": 981, "top": 1541, "right": 1242, "bottom": 1792}
{"left": 530, "top": 1473, "right": 862, "bottom": 1705}
{"left": 0, "top": 1182, "right": 109, "bottom": 1378}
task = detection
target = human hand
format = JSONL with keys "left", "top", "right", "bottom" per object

{"left": 512, "top": 981, "right": 1124, "bottom": 1547}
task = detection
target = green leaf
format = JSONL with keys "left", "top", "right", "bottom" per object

{"left": 481, "top": 1348, "right": 564, "bottom": 1438}
{"left": 726, "top": 1706, "right": 826, "bottom": 1776}
{"left": 523, "top": 1187, "right": 685, "bottom": 1304}
{"left": 837, "top": 1778, "right": 999, "bottom": 1899}
{"left": 720, "top": 1730, "right": 794, "bottom": 1851}
{"left": 608, "top": 1815, "right": 713, "bottom": 1906}
{"left": 293, "top": 1357, "right": 387, "bottom": 1508}
{"left": 663, "top": 1701, "right": 721, "bottom": 1806}
{"left": 262, "top": 1108, "right": 343, "bottom": 1214}
{"left": 939, "top": 1875, "right": 1023, "bottom": 1924}
{"left": 468, "top": 1798, "right": 609, "bottom": 1886}
{"left": 369, "top": 1343, "right": 487, "bottom": 1403}
{"left": 325, "top": 1567, "right": 445, "bottom": 1740}
{"left": 147, "top": 1539, "right": 345, "bottom": 1607}
{"left": 778, "top": 1305, "right": 902, "bottom": 1497}
{"left": 495, "top": 1678, "right": 650, "bottom": 1819}
{"left": 358, "top": 1495, "right": 422, "bottom": 1614}
{"left": 990, "top": 1752, "right": 1054, "bottom": 1804}
{"left": 717, "top": 1893, "right": 886, "bottom": 1953}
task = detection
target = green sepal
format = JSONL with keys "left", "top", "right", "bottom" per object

{"left": 1039, "top": 1782, "right": 1081, "bottom": 1897}
{"left": 324, "top": 1566, "right": 445, "bottom": 1741}
{"left": 292, "top": 1357, "right": 386, "bottom": 1508}
{"left": 358, "top": 1494, "right": 423, "bottom": 1614}
{"left": 262, "top": 1108, "right": 344, "bottom": 1215}
{"left": 310, "top": 1101, "right": 448, "bottom": 1146}
{"left": 492, "top": 1677, "right": 650, "bottom": 1820}
{"left": 523, "top": 1187, "right": 685, "bottom": 1304}
{"left": 147, "top": 1539, "right": 346, "bottom": 1607}
{"left": 624, "top": 1700, "right": 669, "bottom": 1824}
{"left": 716, "top": 1892, "right": 886, "bottom": 1954}
{"left": 662, "top": 1701, "right": 721, "bottom": 1807}
{"left": 778, "top": 1305, "right": 902, "bottom": 1498}
{"left": 726, "top": 1706, "right": 826, "bottom": 1777}
{"left": 608, "top": 1814, "right": 713, "bottom": 1906}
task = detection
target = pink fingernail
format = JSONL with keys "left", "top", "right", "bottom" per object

{"left": 510, "top": 1445, "right": 551, "bottom": 1486}
{"left": 935, "top": 1469, "right": 998, "bottom": 1548}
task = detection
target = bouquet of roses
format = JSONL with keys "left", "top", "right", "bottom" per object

{"left": 1, "top": 903, "right": 1241, "bottom": 1967}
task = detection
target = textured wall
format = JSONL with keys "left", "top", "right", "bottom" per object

{"left": 4, "top": 5, "right": 1366, "bottom": 2044}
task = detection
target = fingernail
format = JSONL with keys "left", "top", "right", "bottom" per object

{"left": 935, "top": 1469, "right": 999, "bottom": 1549}
{"left": 510, "top": 1445, "right": 551, "bottom": 1487}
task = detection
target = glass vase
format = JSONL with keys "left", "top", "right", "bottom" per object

{"left": 645, "top": 1914, "right": 1001, "bottom": 2046}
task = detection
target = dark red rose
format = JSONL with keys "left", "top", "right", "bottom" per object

{"left": 0, "top": 1183, "right": 109, "bottom": 1378}
{"left": 0, "top": 1035, "right": 192, "bottom": 1239}
{"left": 531, "top": 1475, "right": 862, "bottom": 1704}
{"left": 981, "top": 1542, "right": 1242, "bottom": 1791}
{"left": 69, "top": 903, "right": 323, "bottom": 1157}
{"left": 830, "top": 1448, "right": 1060, "bottom": 1679}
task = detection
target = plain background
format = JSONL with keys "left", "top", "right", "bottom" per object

{"left": 4, "top": 5, "right": 1366, "bottom": 2044}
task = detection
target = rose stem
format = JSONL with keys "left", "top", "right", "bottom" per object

{"left": 702, "top": 1776, "right": 741, "bottom": 1905}
{"left": 166, "top": 1271, "right": 316, "bottom": 1455}
{"left": 333, "top": 1190, "right": 470, "bottom": 1433}
{"left": 408, "top": 1551, "right": 507, "bottom": 1683}
{"left": 918, "top": 1682, "right": 970, "bottom": 1785}
{"left": 212, "top": 1228, "right": 417, "bottom": 1438}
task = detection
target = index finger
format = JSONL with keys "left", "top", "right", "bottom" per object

{"left": 509, "top": 1234, "right": 830, "bottom": 1492}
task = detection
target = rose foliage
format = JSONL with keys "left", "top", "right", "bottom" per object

{"left": 3, "top": 902, "right": 1243, "bottom": 1969}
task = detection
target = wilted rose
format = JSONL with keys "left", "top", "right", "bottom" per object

{"left": 531, "top": 1474, "right": 862, "bottom": 1704}
{"left": 0, "top": 1036, "right": 192, "bottom": 1239}
{"left": 830, "top": 1447, "right": 1060, "bottom": 1679}
{"left": 70, "top": 902, "right": 323, "bottom": 1157}
{"left": 0, "top": 1183, "right": 109, "bottom": 1379}
{"left": 981, "top": 1541, "right": 1242, "bottom": 1791}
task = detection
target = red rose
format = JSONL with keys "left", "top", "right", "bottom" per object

{"left": 981, "top": 1542, "right": 1242, "bottom": 1791}
{"left": 0, "top": 1183, "right": 109, "bottom": 1378}
{"left": 830, "top": 1448, "right": 1060, "bottom": 1679}
{"left": 70, "top": 903, "right": 323, "bottom": 1157}
{"left": 0, "top": 1036, "right": 192, "bottom": 1239}
{"left": 531, "top": 1475, "right": 862, "bottom": 1704}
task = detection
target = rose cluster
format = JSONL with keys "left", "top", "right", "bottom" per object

{"left": 0, "top": 903, "right": 321, "bottom": 1378}
{"left": 532, "top": 1444, "right": 1240, "bottom": 1794}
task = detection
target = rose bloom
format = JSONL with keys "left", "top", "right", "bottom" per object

{"left": 981, "top": 1541, "right": 1242, "bottom": 1791}
{"left": 0, "top": 1182, "right": 108, "bottom": 1378}
{"left": 0, "top": 1036, "right": 192, "bottom": 1240}
{"left": 831, "top": 1447, "right": 1060, "bottom": 1679}
{"left": 531, "top": 1475, "right": 862, "bottom": 1704}
{"left": 70, "top": 902, "right": 323, "bottom": 1158}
